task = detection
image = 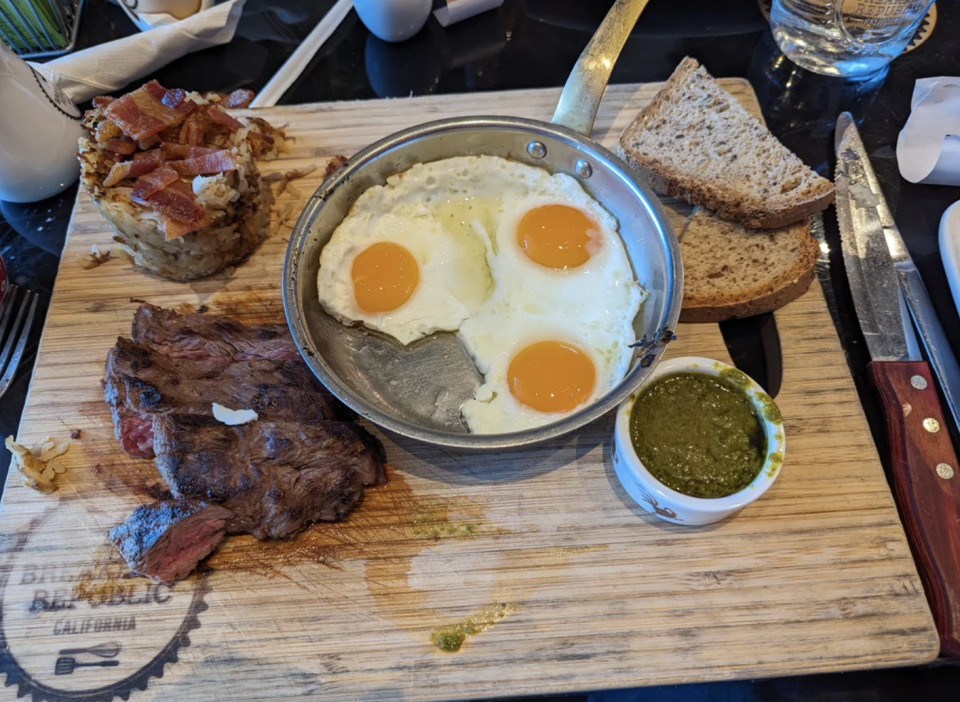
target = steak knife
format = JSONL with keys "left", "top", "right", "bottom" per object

{"left": 835, "top": 112, "right": 960, "bottom": 657}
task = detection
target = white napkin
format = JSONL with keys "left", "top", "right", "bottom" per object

{"left": 30, "top": 0, "right": 245, "bottom": 104}
{"left": 433, "top": 0, "right": 504, "bottom": 27}
{"left": 119, "top": 0, "right": 217, "bottom": 33}
{"left": 896, "top": 77, "right": 960, "bottom": 186}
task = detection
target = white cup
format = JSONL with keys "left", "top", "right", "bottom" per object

{"left": 354, "top": 0, "right": 432, "bottom": 42}
{"left": 120, "top": 0, "right": 202, "bottom": 20}
{"left": 0, "top": 42, "right": 85, "bottom": 203}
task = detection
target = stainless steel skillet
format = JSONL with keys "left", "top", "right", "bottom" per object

{"left": 282, "top": 0, "right": 682, "bottom": 451}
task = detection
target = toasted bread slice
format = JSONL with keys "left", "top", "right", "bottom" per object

{"left": 618, "top": 57, "right": 834, "bottom": 229}
{"left": 679, "top": 208, "right": 819, "bottom": 323}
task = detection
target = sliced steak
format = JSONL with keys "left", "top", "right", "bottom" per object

{"left": 103, "top": 304, "right": 385, "bottom": 545}
{"left": 104, "top": 307, "right": 354, "bottom": 459}
{"left": 133, "top": 303, "right": 299, "bottom": 363}
{"left": 102, "top": 364, "right": 156, "bottom": 459}
{"left": 109, "top": 500, "right": 233, "bottom": 584}
{"left": 106, "top": 336, "right": 342, "bottom": 422}
{"left": 153, "top": 415, "right": 386, "bottom": 539}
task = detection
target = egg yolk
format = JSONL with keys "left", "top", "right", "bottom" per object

{"left": 517, "top": 204, "right": 598, "bottom": 269}
{"left": 507, "top": 340, "right": 597, "bottom": 413}
{"left": 352, "top": 242, "right": 419, "bottom": 313}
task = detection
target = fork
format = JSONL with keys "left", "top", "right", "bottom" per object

{"left": 0, "top": 285, "right": 39, "bottom": 402}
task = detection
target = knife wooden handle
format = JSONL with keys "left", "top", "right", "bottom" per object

{"left": 869, "top": 360, "right": 960, "bottom": 657}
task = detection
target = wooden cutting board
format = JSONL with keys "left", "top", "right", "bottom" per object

{"left": 0, "top": 81, "right": 938, "bottom": 702}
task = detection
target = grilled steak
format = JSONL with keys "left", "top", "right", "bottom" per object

{"left": 109, "top": 500, "right": 233, "bottom": 585}
{"left": 104, "top": 304, "right": 387, "bottom": 568}
{"left": 104, "top": 337, "right": 346, "bottom": 457}
{"left": 154, "top": 415, "right": 386, "bottom": 539}
{"left": 132, "top": 303, "right": 300, "bottom": 363}
{"left": 104, "top": 304, "right": 353, "bottom": 459}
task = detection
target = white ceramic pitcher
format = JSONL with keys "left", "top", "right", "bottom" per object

{"left": 0, "top": 41, "right": 85, "bottom": 203}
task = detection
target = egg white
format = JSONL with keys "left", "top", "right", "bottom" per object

{"left": 318, "top": 200, "right": 492, "bottom": 346}
{"left": 458, "top": 315, "right": 636, "bottom": 434}
{"left": 317, "top": 155, "right": 646, "bottom": 433}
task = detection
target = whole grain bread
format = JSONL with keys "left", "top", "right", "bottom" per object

{"left": 679, "top": 208, "right": 819, "bottom": 323}
{"left": 618, "top": 57, "right": 834, "bottom": 229}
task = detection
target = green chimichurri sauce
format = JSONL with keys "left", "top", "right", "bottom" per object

{"left": 629, "top": 373, "right": 766, "bottom": 499}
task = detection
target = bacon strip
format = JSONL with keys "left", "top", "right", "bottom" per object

{"left": 102, "top": 138, "right": 136, "bottom": 155}
{"left": 161, "top": 88, "right": 198, "bottom": 116}
{"left": 165, "top": 151, "right": 239, "bottom": 177}
{"left": 225, "top": 90, "right": 254, "bottom": 108}
{"left": 103, "top": 81, "right": 187, "bottom": 141}
{"left": 131, "top": 167, "right": 179, "bottom": 202}
{"left": 161, "top": 218, "right": 212, "bottom": 240}
{"left": 138, "top": 180, "right": 214, "bottom": 240}
{"left": 92, "top": 96, "right": 115, "bottom": 109}
{"left": 160, "top": 143, "right": 216, "bottom": 160}
{"left": 138, "top": 135, "right": 162, "bottom": 150}
{"left": 179, "top": 112, "right": 206, "bottom": 146}
{"left": 144, "top": 81, "right": 166, "bottom": 100}
{"left": 134, "top": 148, "right": 164, "bottom": 164}
{"left": 103, "top": 159, "right": 159, "bottom": 187}
{"left": 207, "top": 106, "right": 244, "bottom": 130}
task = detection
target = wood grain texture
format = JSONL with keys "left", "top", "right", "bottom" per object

{"left": 868, "top": 360, "right": 960, "bottom": 657}
{"left": 0, "top": 81, "right": 938, "bottom": 701}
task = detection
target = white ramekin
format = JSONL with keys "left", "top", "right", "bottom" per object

{"left": 613, "top": 356, "right": 785, "bottom": 525}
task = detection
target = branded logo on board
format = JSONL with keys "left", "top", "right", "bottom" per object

{"left": 0, "top": 524, "right": 209, "bottom": 701}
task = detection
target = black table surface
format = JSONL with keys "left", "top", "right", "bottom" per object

{"left": 2, "top": 0, "right": 960, "bottom": 697}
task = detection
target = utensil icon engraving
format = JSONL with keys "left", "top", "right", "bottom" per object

{"left": 57, "top": 642, "right": 121, "bottom": 658}
{"left": 54, "top": 657, "right": 120, "bottom": 675}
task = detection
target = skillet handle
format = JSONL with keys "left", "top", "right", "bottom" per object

{"left": 551, "top": 0, "right": 652, "bottom": 136}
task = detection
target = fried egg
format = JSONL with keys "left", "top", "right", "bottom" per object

{"left": 317, "top": 155, "right": 645, "bottom": 433}
{"left": 458, "top": 204, "right": 642, "bottom": 434}
{"left": 318, "top": 188, "right": 492, "bottom": 346}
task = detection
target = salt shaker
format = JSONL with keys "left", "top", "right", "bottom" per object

{"left": 354, "top": 0, "right": 432, "bottom": 43}
{"left": 0, "top": 41, "right": 85, "bottom": 203}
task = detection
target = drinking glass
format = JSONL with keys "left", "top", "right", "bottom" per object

{"left": 771, "top": 0, "right": 934, "bottom": 78}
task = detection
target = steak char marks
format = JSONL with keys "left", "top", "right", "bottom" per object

{"left": 105, "top": 337, "right": 348, "bottom": 457}
{"left": 154, "top": 415, "right": 384, "bottom": 539}
{"left": 105, "top": 305, "right": 385, "bottom": 558}
{"left": 132, "top": 303, "right": 304, "bottom": 364}
{"left": 104, "top": 305, "right": 354, "bottom": 459}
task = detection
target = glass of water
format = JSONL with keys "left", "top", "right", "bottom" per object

{"left": 771, "top": 0, "right": 934, "bottom": 79}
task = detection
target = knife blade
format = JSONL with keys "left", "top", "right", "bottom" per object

{"left": 835, "top": 112, "right": 960, "bottom": 658}
{"left": 836, "top": 113, "right": 960, "bottom": 426}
